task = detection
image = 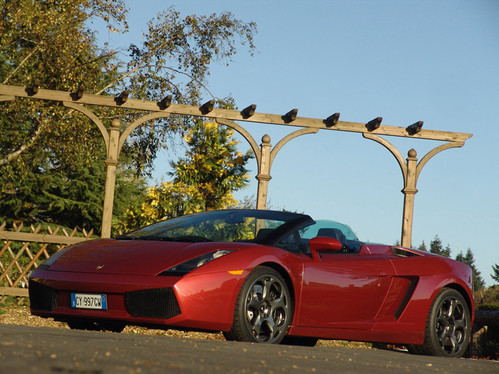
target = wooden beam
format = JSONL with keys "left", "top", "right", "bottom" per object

{"left": 0, "top": 287, "right": 28, "bottom": 297}
{"left": 0, "top": 84, "right": 473, "bottom": 143}
{"left": 0, "top": 95, "right": 15, "bottom": 102}
{"left": 0, "top": 230, "right": 91, "bottom": 245}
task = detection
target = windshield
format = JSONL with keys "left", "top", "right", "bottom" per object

{"left": 119, "top": 209, "right": 309, "bottom": 243}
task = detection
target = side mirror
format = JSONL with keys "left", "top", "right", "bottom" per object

{"left": 309, "top": 236, "right": 343, "bottom": 260}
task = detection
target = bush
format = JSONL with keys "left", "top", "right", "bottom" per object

{"left": 478, "top": 303, "right": 499, "bottom": 311}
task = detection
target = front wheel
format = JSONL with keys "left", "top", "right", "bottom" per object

{"left": 410, "top": 288, "right": 471, "bottom": 357}
{"left": 224, "top": 266, "right": 293, "bottom": 344}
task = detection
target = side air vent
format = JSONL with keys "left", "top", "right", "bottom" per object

{"left": 395, "top": 278, "right": 419, "bottom": 319}
{"left": 392, "top": 247, "right": 423, "bottom": 258}
{"left": 125, "top": 288, "right": 181, "bottom": 319}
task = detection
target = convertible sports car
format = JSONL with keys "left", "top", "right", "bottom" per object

{"left": 29, "top": 209, "right": 474, "bottom": 357}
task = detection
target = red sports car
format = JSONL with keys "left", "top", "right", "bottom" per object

{"left": 29, "top": 209, "right": 474, "bottom": 357}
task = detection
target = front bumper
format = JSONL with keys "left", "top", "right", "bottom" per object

{"left": 29, "top": 268, "right": 244, "bottom": 331}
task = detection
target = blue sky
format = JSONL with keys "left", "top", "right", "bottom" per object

{"left": 95, "top": 0, "right": 499, "bottom": 285}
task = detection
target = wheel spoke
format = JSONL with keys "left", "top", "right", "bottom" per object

{"left": 263, "top": 317, "right": 276, "bottom": 336}
{"left": 447, "top": 299, "right": 458, "bottom": 318}
{"left": 447, "top": 332, "right": 459, "bottom": 354}
{"left": 269, "top": 295, "right": 286, "bottom": 310}
{"left": 437, "top": 313, "right": 448, "bottom": 326}
{"left": 454, "top": 317, "right": 467, "bottom": 331}
{"left": 261, "top": 277, "right": 275, "bottom": 299}
{"left": 247, "top": 287, "right": 262, "bottom": 310}
{"left": 251, "top": 314, "right": 264, "bottom": 334}
{"left": 251, "top": 316, "right": 276, "bottom": 341}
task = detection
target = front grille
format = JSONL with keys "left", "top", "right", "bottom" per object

{"left": 29, "top": 280, "right": 58, "bottom": 311}
{"left": 125, "top": 288, "right": 181, "bottom": 319}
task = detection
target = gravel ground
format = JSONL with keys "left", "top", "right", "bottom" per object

{"left": 0, "top": 299, "right": 369, "bottom": 348}
{"left": 0, "top": 301, "right": 225, "bottom": 340}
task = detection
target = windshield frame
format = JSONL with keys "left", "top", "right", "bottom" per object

{"left": 117, "top": 209, "right": 312, "bottom": 244}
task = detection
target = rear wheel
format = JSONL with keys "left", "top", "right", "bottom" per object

{"left": 409, "top": 288, "right": 471, "bottom": 357}
{"left": 224, "top": 266, "right": 293, "bottom": 344}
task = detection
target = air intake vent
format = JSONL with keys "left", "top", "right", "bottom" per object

{"left": 29, "top": 280, "right": 58, "bottom": 311}
{"left": 125, "top": 288, "right": 181, "bottom": 319}
{"left": 392, "top": 247, "right": 423, "bottom": 258}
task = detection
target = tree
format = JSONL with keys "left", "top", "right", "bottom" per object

{"left": 172, "top": 121, "right": 253, "bottom": 210}
{"left": 117, "top": 8, "right": 256, "bottom": 175}
{"left": 429, "top": 235, "right": 451, "bottom": 257}
{"left": 0, "top": 1, "right": 257, "bottom": 232}
{"left": 0, "top": 0, "right": 133, "bottom": 232}
{"left": 418, "top": 241, "right": 428, "bottom": 251}
{"left": 456, "top": 248, "right": 485, "bottom": 290}
{"left": 117, "top": 121, "right": 253, "bottom": 231}
{"left": 492, "top": 264, "right": 499, "bottom": 285}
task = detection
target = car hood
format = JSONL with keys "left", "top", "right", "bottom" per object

{"left": 47, "top": 239, "right": 232, "bottom": 276}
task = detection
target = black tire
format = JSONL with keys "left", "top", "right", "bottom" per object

{"left": 67, "top": 319, "right": 126, "bottom": 333}
{"left": 410, "top": 288, "right": 471, "bottom": 357}
{"left": 224, "top": 266, "right": 293, "bottom": 344}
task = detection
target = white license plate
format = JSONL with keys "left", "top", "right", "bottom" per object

{"left": 71, "top": 293, "right": 107, "bottom": 310}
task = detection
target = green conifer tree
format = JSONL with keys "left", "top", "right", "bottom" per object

{"left": 456, "top": 248, "right": 485, "bottom": 290}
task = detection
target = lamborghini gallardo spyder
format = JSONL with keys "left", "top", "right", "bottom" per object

{"left": 29, "top": 209, "right": 474, "bottom": 357}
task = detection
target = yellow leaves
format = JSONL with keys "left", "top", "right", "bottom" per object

{"left": 204, "top": 121, "right": 218, "bottom": 131}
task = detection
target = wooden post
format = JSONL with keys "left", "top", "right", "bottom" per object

{"left": 401, "top": 149, "right": 418, "bottom": 247}
{"left": 101, "top": 119, "right": 121, "bottom": 238}
{"left": 256, "top": 135, "right": 272, "bottom": 210}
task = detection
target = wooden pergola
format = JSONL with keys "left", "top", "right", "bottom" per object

{"left": 0, "top": 84, "right": 472, "bottom": 247}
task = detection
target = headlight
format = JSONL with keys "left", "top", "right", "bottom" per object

{"left": 159, "top": 250, "right": 233, "bottom": 276}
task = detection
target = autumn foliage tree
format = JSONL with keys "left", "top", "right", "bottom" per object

{"left": 118, "top": 121, "right": 253, "bottom": 232}
{"left": 0, "top": 0, "right": 130, "bottom": 231}
{"left": 0, "top": 1, "right": 257, "bottom": 232}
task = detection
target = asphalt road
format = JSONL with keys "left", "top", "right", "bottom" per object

{"left": 0, "top": 324, "right": 497, "bottom": 374}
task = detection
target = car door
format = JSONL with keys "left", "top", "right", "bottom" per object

{"left": 297, "top": 253, "right": 396, "bottom": 330}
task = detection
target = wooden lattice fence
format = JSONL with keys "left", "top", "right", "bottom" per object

{"left": 0, "top": 221, "right": 94, "bottom": 297}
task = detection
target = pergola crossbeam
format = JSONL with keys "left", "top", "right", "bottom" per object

{"left": 0, "top": 85, "right": 472, "bottom": 142}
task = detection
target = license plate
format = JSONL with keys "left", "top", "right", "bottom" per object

{"left": 71, "top": 293, "right": 107, "bottom": 310}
